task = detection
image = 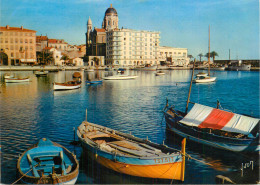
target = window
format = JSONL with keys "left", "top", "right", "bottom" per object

{"left": 25, "top": 39, "right": 28, "bottom": 43}
{"left": 0, "top": 38, "right": 3, "bottom": 43}
{"left": 29, "top": 39, "right": 32, "bottom": 43}
{"left": 11, "top": 52, "right": 14, "bottom": 57}
{"left": 20, "top": 39, "right": 23, "bottom": 43}
{"left": 10, "top": 45, "right": 14, "bottom": 50}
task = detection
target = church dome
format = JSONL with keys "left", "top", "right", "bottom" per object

{"left": 105, "top": 4, "right": 117, "bottom": 15}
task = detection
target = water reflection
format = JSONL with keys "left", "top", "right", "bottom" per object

{"left": 0, "top": 70, "right": 259, "bottom": 184}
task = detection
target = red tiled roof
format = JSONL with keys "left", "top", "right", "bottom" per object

{"left": 95, "top": 28, "right": 106, "bottom": 32}
{"left": 0, "top": 25, "right": 36, "bottom": 32}
{"left": 43, "top": 47, "right": 53, "bottom": 50}
{"left": 48, "top": 39, "right": 57, "bottom": 43}
{"left": 36, "top": 36, "right": 48, "bottom": 42}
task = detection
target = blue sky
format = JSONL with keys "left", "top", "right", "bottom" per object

{"left": 1, "top": 0, "right": 259, "bottom": 60}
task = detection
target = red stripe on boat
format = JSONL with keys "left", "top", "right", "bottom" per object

{"left": 198, "top": 109, "right": 235, "bottom": 130}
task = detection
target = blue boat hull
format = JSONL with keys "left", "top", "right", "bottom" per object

{"left": 164, "top": 111, "right": 259, "bottom": 153}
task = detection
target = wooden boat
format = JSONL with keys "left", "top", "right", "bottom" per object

{"left": 4, "top": 74, "right": 14, "bottom": 79}
{"left": 117, "top": 68, "right": 125, "bottom": 73}
{"left": 193, "top": 76, "right": 216, "bottom": 83}
{"left": 5, "top": 77, "right": 30, "bottom": 83}
{"left": 164, "top": 103, "right": 259, "bottom": 153}
{"left": 53, "top": 81, "right": 81, "bottom": 91}
{"left": 35, "top": 70, "right": 48, "bottom": 77}
{"left": 86, "top": 80, "right": 103, "bottom": 84}
{"left": 155, "top": 71, "right": 165, "bottom": 76}
{"left": 103, "top": 75, "right": 138, "bottom": 80}
{"left": 17, "top": 138, "right": 79, "bottom": 184}
{"left": 195, "top": 72, "right": 208, "bottom": 77}
{"left": 77, "top": 113, "right": 186, "bottom": 180}
{"left": 164, "top": 61, "right": 259, "bottom": 153}
{"left": 194, "top": 26, "right": 217, "bottom": 83}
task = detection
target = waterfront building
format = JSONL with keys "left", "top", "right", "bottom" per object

{"left": 36, "top": 35, "right": 48, "bottom": 52}
{"left": 158, "top": 46, "right": 189, "bottom": 67}
{"left": 48, "top": 39, "right": 68, "bottom": 51}
{"left": 86, "top": 4, "right": 118, "bottom": 63}
{"left": 85, "top": 4, "right": 189, "bottom": 67}
{"left": 0, "top": 25, "right": 36, "bottom": 66}
{"left": 106, "top": 29, "right": 160, "bottom": 66}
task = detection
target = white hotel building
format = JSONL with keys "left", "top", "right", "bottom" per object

{"left": 106, "top": 29, "right": 160, "bottom": 66}
{"left": 87, "top": 5, "right": 189, "bottom": 67}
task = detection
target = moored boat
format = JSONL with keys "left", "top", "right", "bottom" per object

{"left": 35, "top": 70, "right": 48, "bottom": 77}
{"left": 86, "top": 80, "right": 103, "bottom": 84}
{"left": 4, "top": 74, "right": 14, "bottom": 79}
{"left": 77, "top": 112, "right": 186, "bottom": 180}
{"left": 53, "top": 81, "right": 81, "bottom": 91}
{"left": 5, "top": 77, "right": 30, "bottom": 83}
{"left": 193, "top": 76, "right": 216, "bottom": 83}
{"left": 17, "top": 138, "right": 79, "bottom": 184}
{"left": 164, "top": 102, "right": 259, "bottom": 153}
{"left": 155, "top": 71, "right": 165, "bottom": 76}
{"left": 103, "top": 75, "right": 138, "bottom": 80}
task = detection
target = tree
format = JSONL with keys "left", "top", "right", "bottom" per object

{"left": 36, "top": 51, "right": 54, "bottom": 65}
{"left": 204, "top": 51, "right": 219, "bottom": 63}
{"left": 187, "top": 54, "right": 194, "bottom": 61}
{"left": 210, "top": 51, "right": 219, "bottom": 63}
{"left": 61, "top": 55, "right": 69, "bottom": 61}
{"left": 93, "top": 57, "right": 100, "bottom": 66}
{"left": 198, "top": 53, "right": 203, "bottom": 63}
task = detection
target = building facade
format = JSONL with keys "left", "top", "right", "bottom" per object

{"left": 106, "top": 29, "right": 160, "bottom": 66}
{"left": 48, "top": 39, "right": 68, "bottom": 51}
{"left": 86, "top": 4, "right": 118, "bottom": 59}
{"left": 0, "top": 25, "right": 36, "bottom": 65}
{"left": 158, "top": 46, "right": 189, "bottom": 67}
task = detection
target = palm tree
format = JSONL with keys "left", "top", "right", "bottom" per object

{"left": 210, "top": 51, "right": 219, "bottom": 63}
{"left": 198, "top": 53, "right": 203, "bottom": 63}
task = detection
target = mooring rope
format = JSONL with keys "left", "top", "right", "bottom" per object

{"left": 11, "top": 163, "right": 40, "bottom": 185}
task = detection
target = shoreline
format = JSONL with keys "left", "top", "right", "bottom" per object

{"left": 0, "top": 66, "right": 259, "bottom": 71}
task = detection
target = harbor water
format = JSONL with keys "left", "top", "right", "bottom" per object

{"left": 0, "top": 70, "right": 259, "bottom": 184}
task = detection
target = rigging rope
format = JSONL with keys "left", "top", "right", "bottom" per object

{"left": 11, "top": 163, "right": 40, "bottom": 185}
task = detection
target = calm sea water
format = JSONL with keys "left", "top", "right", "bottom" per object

{"left": 0, "top": 70, "right": 259, "bottom": 184}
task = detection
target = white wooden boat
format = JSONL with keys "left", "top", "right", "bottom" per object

{"left": 4, "top": 74, "right": 14, "bottom": 79}
{"left": 193, "top": 76, "right": 216, "bottom": 83}
{"left": 196, "top": 72, "right": 208, "bottom": 77}
{"left": 103, "top": 75, "right": 138, "bottom": 80}
{"left": 53, "top": 81, "right": 81, "bottom": 91}
{"left": 35, "top": 70, "right": 48, "bottom": 77}
{"left": 155, "top": 71, "right": 165, "bottom": 76}
{"left": 5, "top": 77, "right": 30, "bottom": 83}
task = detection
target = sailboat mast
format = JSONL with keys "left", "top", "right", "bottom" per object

{"left": 208, "top": 25, "right": 210, "bottom": 76}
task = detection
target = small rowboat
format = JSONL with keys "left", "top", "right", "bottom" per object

{"left": 53, "top": 81, "right": 81, "bottom": 91}
{"left": 17, "top": 138, "right": 79, "bottom": 184}
{"left": 35, "top": 70, "right": 48, "bottom": 77}
{"left": 86, "top": 80, "right": 103, "bottom": 85}
{"left": 155, "top": 71, "right": 165, "bottom": 76}
{"left": 4, "top": 74, "right": 14, "bottom": 79}
{"left": 103, "top": 75, "right": 138, "bottom": 80}
{"left": 77, "top": 111, "right": 186, "bottom": 181}
{"left": 5, "top": 77, "right": 30, "bottom": 83}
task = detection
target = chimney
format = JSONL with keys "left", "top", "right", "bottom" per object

{"left": 6, "top": 25, "right": 9, "bottom": 29}
{"left": 110, "top": 4, "right": 112, "bottom": 8}
{"left": 21, "top": 26, "right": 23, "bottom": 30}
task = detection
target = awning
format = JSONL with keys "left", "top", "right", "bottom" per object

{"left": 180, "top": 103, "right": 259, "bottom": 135}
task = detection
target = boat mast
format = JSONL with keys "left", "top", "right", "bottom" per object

{"left": 208, "top": 25, "right": 210, "bottom": 76}
{"left": 185, "top": 59, "right": 195, "bottom": 114}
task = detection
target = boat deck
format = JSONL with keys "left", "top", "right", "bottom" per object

{"left": 79, "top": 126, "right": 172, "bottom": 158}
